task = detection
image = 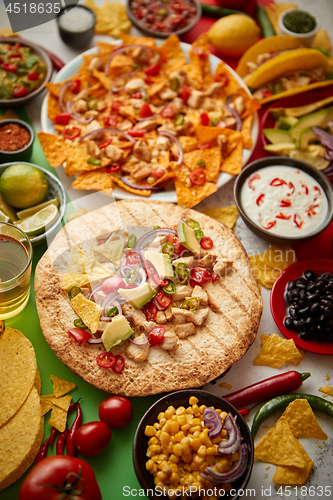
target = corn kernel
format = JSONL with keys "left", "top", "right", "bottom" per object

{"left": 206, "top": 445, "right": 218, "bottom": 455}
{"left": 199, "top": 405, "right": 207, "bottom": 413}
{"left": 182, "top": 453, "right": 193, "bottom": 463}
{"left": 199, "top": 462, "right": 208, "bottom": 472}
{"left": 190, "top": 437, "right": 201, "bottom": 451}
{"left": 145, "top": 425, "right": 156, "bottom": 437}
{"left": 156, "top": 471, "right": 168, "bottom": 481}
{"left": 170, "top": 472, "right": 180, "bottom": 484}
{"left": 192, "top": 430, "right": 201, "bottom": 438}
{"left": 146, "top": 459, "right": 155, "bottom": 471}
{"left": 189, "top": 396, "right": 199, "bottom": 405}
{"left": 190, "top": 462, "right": 200, "bottom": 471}
{"left": 193, "top": 455, "right": 204, "bottom": 465}
{"left": 169, "top": 454, "right": 179, "bottom": 464}
{"left": 158, "top": 412, "right": 165, "bottom": 421}
{"left": 170, "top": 463, "right": 179, "bottom": 473}
{"left": 160, "top": 431, "right": 170, "bottom": 444}
{"left": 148, "top": 444, "right": 161, "bottom": 455}
{"left": 177, "top": 415, "right": 187, "bottom": 426}
{"left": 174, "top": 431, "right": 185, "bottom": 443}
{"left": 197, "top": 445, "right": 207, "bottom": 457}
{"left": 200, "top": 428, "right": 213, "bottom": 447}
{"left": 159, "top": 461, "right": 171, "bottom": 474}
{"left": 175, "top": 406, "right": 186, "bottom": 415}
{"left": 231, "top": 451, "right": 239, "bottom": 462}
{"left": 181, "top": 423, "right": 191, "bottom": 431}
{"left": 189, "top": 425, "right": 202, "bottom": 433}
{"left": 186, "top": 407, "right": 194, "bottom": 415}
{"left": 162, "top": 421, "right": 171, "bottom": 433}
{"left": 148, "top": 436, "right": 158, "bottom": 446}
{"left": 206, "top": 455, "right": 215, "bottom": 465}
{"left": 170, "top": 421, "right": 180, "bottom": 434}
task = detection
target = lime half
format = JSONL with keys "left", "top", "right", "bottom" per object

{"left": 15, "top": 204, "right": 59, "bottom": 237}
{"left": 289, "top": 150, "right": 330, "bottom": 171}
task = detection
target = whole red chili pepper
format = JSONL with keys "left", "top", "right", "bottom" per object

{"left": 49, "top": 427, "right": 58, "bottom": 447}
{"left": 66, "top": 401, "right": 82, "bottom": 457}
{"left": 56, "top": 429, "right": 69, "bottom": 455}
{"left": 35, "top": 437, "right": 50, "bottom": 463}
{"left": 223, "top": 371, "right": 311, "bottom": 408}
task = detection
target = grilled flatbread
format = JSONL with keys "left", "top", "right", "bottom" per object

{"left": 35, "top": 200, "right": 262, "bottom": 396}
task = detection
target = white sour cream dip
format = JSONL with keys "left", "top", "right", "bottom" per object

{"left": 240, "top": 165, "right": 328, "bottom": 237}
{"left": 58, "top": 7, "right": 95, "bottom": 33}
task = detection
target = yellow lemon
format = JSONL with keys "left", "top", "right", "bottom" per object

{"left": 0, "top": 164, "right": 48, "bottom": 209}
{"left": 208, "top": 15, "right": 260, "bottom": 58}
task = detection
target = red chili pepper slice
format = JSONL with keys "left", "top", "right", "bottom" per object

{"left": 112, "top": 355, "right": 125, "bottom": 373}
{"left": 306, "top": 204, "right": 319, "bottom": 216}
{"left": 111, "top": 100, "right": 123, "bottom": 112}
{"left": 144, "top": 74, "right": 153, "bottom": 84}
{"left": 126, "top": 251, "right": 141, "bottom": 265}
{"left": 12, "top": 85, "right": 27, "bottom": 98}
{"left": 97, "top": 352, "right": 116, "bottom": 369}
{"left": 247, "top": 173, "right": 260, "bottom": 190}
{"left": 13, "top": 42, "right": 21, "bottom": 50}
{"left": 62, "top": 127, "right": 81, "bottom": 140}
{"left": 103, "top": 114, "right": 118, "bottom": 127}
{"left": 138, "top": 102, "right": 153, "bottom": 119}
{"left": 200, "top": 236, "right": 213, "bottom": 250}
{"left": 287, "top": 181, "right": 295, "bottom": 195}
{"left": 156, "top": 291, "right": 172, "bottom": 309}
{"left": 145, "top": 63, "right": 160, "bottom": 76}
{"left": 263, "top": 90, "right": 273, "bottom": 98}
{"left": 280, "top": 199, "right": 291, "bottom": 208}
{"left": 151, "top": 167, "right": 166, "bottom": 178}
{"left": 276, "top": 212, "right": 291, "bottom": 220}
{"left": 200, "top": 113, "right": 210, "bottom": 126}
{"left": 190, "top": 170, "right": 206, "bottom": 186}
{"left": 189, "top": 267, "right": 211, "bottom": 285}
{"left": 143, "top": 302, "right": 157, "bottom": 320}
{"left": 301, "top": 183, "right": 309, "bottom": 195}
{"left": 161, "top": 103, "right": 174, "bottom": 119}
{"left": 68, "top": 328, "right": 91, "bottom": 343}
{"left": 180, "top": 85, "right": 191, "bottom": 104}
{"left": 197, "top": 142, "right": 211, "bottom": 150}
{"left": 270, "top": 178, "right": 287, "bottom": 187}
{"left": 28, "top": 72, "right": 39, "bottom": 81}
{"left": 127, "top": 128, "right": 147, "bottom": 137}
{"left": 55, "top": 112, "right": 71, "bottom": 126}
{"left": 214, "top": 72, "right": 229, "bottom": 86}
{"left": 2, "top": 62, "right": 18, "bottom": 72}
{"left": 261, "top": 220, "right": 276, "bottom": 230}
{"left": 212, "top": 273, "right": 218, "bottom": 282}
{"left": 106, "top": 164, "right": 121, "bottom": 173}
{"left": 159, "top": 279, "right": 169, "bottom": 287}
{"left": 256, "top": 194, "right": 265, "bottom": 206}
{"left": 149, "top": 325, "right": 165, "bottom": 346}
{"left": 100, "top": 138, "right": 113, "bottom": 149}
{"left": 293, "top": 213, "right": 303, "bottom": 228}
{"left": 70, "top": 79, "right": 81, "bottom": 94}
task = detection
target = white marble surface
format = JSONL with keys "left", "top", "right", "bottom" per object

{"left": 0, "top": 1, "right": 332, "bottom": 498}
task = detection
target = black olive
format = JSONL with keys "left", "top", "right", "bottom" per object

{"left": 303, "top": 270, "right": 316, "bottom": 281}
{"left": 284, "top": 317, "right": 294, "bottom": 329}
{"left": 287, "top": 280, "right": 296, "bottom": 291}
{"left": 310, "top": 302, "right": 321, "bottom": 316}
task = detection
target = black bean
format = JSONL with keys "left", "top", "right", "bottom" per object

{"left": 299, "top": 289, "right": 306, "bottom": 300}
{"left": 319, "top": 314, "right": 328, "bottom": 324}
{"left": 323, "top": 307, "right": 333, "bottom": 318}
{"left": 320, "top": 299, "right": 332, "bottom": 307}
{"left": 319, "top": 273, "right": 333, "bottom": 283}
{"left": 303, "top": 270, "right": 316, "bottom": 281}
{"left": 293, "top": 319, "right": 305, "bottom": 331}
{"left": 304, "top": 316, "right": 314, "bottom": 327}
{"left": 291, "top": 288, "right": 300, "bottom": 298}
{"left": 325, "top": 294, "right": 333, "bottom": 301}
{"left": 295, "top": 278, "right": 307, "bottom": 289}
{"left": 296, "top": 299, "right": 306, "bottom": 309}
{"left": 289, "top": 307, "right": 297, "bottom": 319}
{"left": 284, "top": 316, "right": 293, "bottom": 329}
{"left": 307, "top": 282, "right": 317, "bottom": 293}
{"left": 299, "top": 331, "right": 313, "bottom": 340}
{"left": 327, "top": 281, "right": 333, "bottom": 292}
{"left": 307, "top": 293, "right": 318, "bottom": 303}
{"left": 298, "top": 307, "right": 310, "bottom": 317}
{"left": 310, "top": 302, "right": 321, "bottom": 316}
{"left": 287, "top": 280, "right": 296, "bottom": 291}
{"left": 315, "top": 280, "right": 325, "bottom": 290}
{"left": 285, "top": 291, "right": 293, "bottom": 303}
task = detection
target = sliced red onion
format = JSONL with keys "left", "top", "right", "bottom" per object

{"left": 130, "top": 336, "right": 149, "bottom": 346}
{"left": 66, "top": 101, "right": 94, "bottom": 124}
{"left": 203, "top": 408, "right": 223, "bottom": 438}
{"left": 120, "top": 265, "right": 134, "bottom": 278}
{"left": 102, "top": 298, "right": 122, "bottom": 318}
{"left": 58, "top": 81, "right": 72, "bottom": 113}
{"left": 112, "top": 71, "right": 137, "bottom": 93}
{"left": 88, "top": 338, "right": 103, "bottom": 344}
{"left": 312, "top": 127, "right": 333, "bottom": 151}
{"left": 88, "top": 284, "right": 103, "bottom": 301}
{"left": 105, "top": 44, "right": 160, "bottom": 76}
{"left": 325, "top": 150, "right": 333, "bottom": 161}
{"left": 158, "top": 130, "right": 183, "bottom": 165}
{"left": 79, "top": 128, "right": 136, "bottom": 144}
{"left": 202, "top": 443, "right": 249, "bottom": 484}
{"left": 222, "top": 104, "right": 242, "bottom": 132}
{"left": 120, "top": 176, "right": 162, "bottom": 191}
{"left": 323, "top": 163, "right": 333, "bottom": 175}
{"left": 135, "top": 228, "right": 177, "bottom": 251}
{"left": 217, "top": 413, "right": 241, "bottom": 455}
{"left": 136, "top": 101, "right": 172, "bottom": 122}
{"left": 137, "top": 268, "right": 147, "bottom": 285}
{"left": 99, "top": 316, "right": 113, "bottom": 322}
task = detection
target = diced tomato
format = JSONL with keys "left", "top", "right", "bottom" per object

{"left": 197, "top": 142, "right": 211, "bottom": 150}
{"left": 189, "top": 267, "right": 211, "bottom": 285}
{"left": 138, "top": 102, "right": 153, "bottom": 119}
{"left": 155, "top": 21, "right": 166, "bottom": 30}
{"left": 168, "top": 234, "right": 185, "bottom": 255}
{"left": 97, "top": 352, "right": 116, "bottom": 369}
{"left": 8, "top": 53, "right": 22, "bottom": 59}
{"left": 247, "top": 173, "right": 260, "bottom": 190}
{"left": 12, "top": 85, "right": 27, "bottom": 98}
{"left": 192, "top": 47, "right": 208, "bottom": 59}
{"left": 276, "top": 212, "right": 291, "bottom": 220}
{"left": 200, "top": 113, "right": 210, "bottom": 126}
{"left": 149, "top": 325, "right": 165, "bottom": 346}
{"left": 127, "top": 128, "right": 147, "bottom": 137}
{"left": 134, "top": 7, "right": 143, "bottom": 19}
{"left": 200, "top": 236, "right": 213, "bottom": 250}
{"left": 55, "top": 113, "right": 71, "bottom": 126}
{"left": 126, "top": 252, "right": 141, "bottom": 265}
{"left": 100, "top": 138, "right": 113, "bottom": 149}
{"left": 132, "top": 92, "right": 142, "bottom": 99}
{"left": 143, "top": 302, "right": 157, "bottom": 320}
{"left": 3, "top": 62, "right": 18, "bottom": 72}
{"left": 70, "top": 79, "right": 81, "bottom": 94}
{"left": 145, "top": 64, "right": 160, "bottom": 76}
{"left": 171, "top": 0, "right": 186, "bottom": 11}
{"left": 28, "top": 72, "right": 39, "bottom": 81}
{"left": 102, "top": 276, "right": 126, "bottom": 293}
{"left": 68, "top": 328, "right": 91, "bottom": 343}
{"left": 103, "top": 114, "right": 118, "bottom": 127}
{"left": 214, "top": 72, "right": 229, "bottom": 86}
{"left": 161, "top": 103, "right": 174, "bottom": 119}
{"left": 111, "top": 100, "right": 123, "bottom": 112}
{"left": 180, "top": 85, "right": 191, "bottom": 104}
{"left": 156, "top": 292, "right": 172, "bottom": 309}
{"left": 190, "top": 170, "right": 206, "bottom": 186}
{"left": 170, "top": 13, "right": 185, "bottom": 25}
{"left": 144, "top": 75, "right": 153, "bottom": 84}
{"left": 112, "top": 355, "right": 125, "bottom": 373}
{"left": 256, "top": 194, "right": 265, "bottom": 206}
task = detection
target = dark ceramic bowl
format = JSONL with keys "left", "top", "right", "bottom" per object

{"left": 57, "top": 4, "right": 96, "bottom": 49}
{"left": 127, "top": 0, "right": 201, "bottom": 39}
{"left": 234, "top": 157, "right": 333, "bottom": 245}
{"left": 0, "top": 119, "right": 34, "bottom": 163}
{"left": 133, "top": 389, "right": 254, "bottom": 500}
{"left": 0, "top": 37, "right": 52, "bottom": 108}
{"left": 0, "top": 162, "right": 66, "bottom": 245}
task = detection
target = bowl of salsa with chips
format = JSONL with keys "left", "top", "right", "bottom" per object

{"left": 127, "top": 0, "right": 201, "bottom": 38}
{"left": 0, "top": 37, "right": 52, "bottom": 107}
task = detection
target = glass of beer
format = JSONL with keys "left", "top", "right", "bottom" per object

{"left": 0, "top": 222, "right": 33, "bottom": 319}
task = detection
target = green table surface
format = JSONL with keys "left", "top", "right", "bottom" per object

{"left": 0, "top": 107, "right": 160, "bottom": 500}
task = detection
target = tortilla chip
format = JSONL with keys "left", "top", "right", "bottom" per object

{"left": 48, "top": 406, "right": 67, "bottom": 433}
{"left": 313, "top": 29, "right": 332, "bottom": 52}
{"left": 174, "top": 177, "right": 217, "bottom": 209}
{"left": 253, "top": 333, "right": 303, "bottom": 368}
{"left": 280, "top": 399, "right": 328, "bottom": 440}
{"left": 183, "top": 148, "right": 221, "bottom": 183}
{"left": 94, "top": 238, "right": 126, "bottom": 263}
{"left": 249, "top": 245, "right": 297, "bottom": 289}
{"left": 45, "top": 81, "right": 65, "bottom": 98}
{"left": 38, "top": 132, "right": 69, "bottom": 168}
{"left": 254, "top": 416, "right": 306, "bottom": 468}
{"left": 92, "top": 68, "right": 112, "bottom": 90}
{"left": 178, "top": 136, "right": 198, "bottom": 153}
{"left": 159, "top": 35, "right": 187, "bottom": 75}
{"left": 120, "top": 33, "right": 156, "bottom": 48}
{"left": 88, "top": 265, "right": 114, "bottom": 283}
{"left": 214, "top": 61, "right": 241, "bottom": 97}
{"left": 0, "top": 110, "right": 19, "bottom": 121}
{"left": 319, "top": 385, "right": 333, "bottom": 397}
{"left": 85, "top": 0, "right": 131, "bottom": 38}
{"left": 221, "top": 141, "right": 243, "bottom": 175}
{"left": 51, "top": 395, "right": 72, "bottom": 412}
{"left": 147, "top": 80, "right": 166, "bottom": 99}
{"left": 50, "top": 375, "right": 76, "bottom": 399}
{"left": 204, "top": 205, "right": 238, "bottom": 229}
{"left": 261, "top": 334, "right": 304, "bottom": 365}
{"left": 184, "top": 34, "right": 210, "bottom": 89}
{"left": 110, "top": 176, "right": 151, "bottom": 197}
{"left": 72, "top": 169, "right": 114, "bottom": 192}
{"left": 65, "top": 146, "right": 93, "bottom": 177}
{"left": 40, "top": 394, "right": 55, "bottom": 416}
{"left": 241, "top": 115, "right": 253, "bottom": 149}
{"left": 273, "top": 448, "right": 314, "bottom": 485}
{"left": 70, "top": 293, "right": 102, "bottom": 333}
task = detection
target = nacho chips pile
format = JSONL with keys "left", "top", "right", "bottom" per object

{"left": 41, "top": 375, "right": 76, "bottom": 433}
{"left": 255, "top": 399, "right": 327, "bottom": 484}
{"left": 0, "top": 326, "right": 43, "bottom": 492}
{"left": 38, "top": 33, "right": 260, "bottom": 208}
{"left": 249, "top": 245, "right": 297, "bottom": 289}
{"left": 253, "top": 333, "right": 304, "bottom": 367}
{"left": 84, "top": 0, "right": 131, "bottom": 38}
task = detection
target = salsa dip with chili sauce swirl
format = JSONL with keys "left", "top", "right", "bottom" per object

{"left": 234, "top": 158, "right": 333, "bottom": 245}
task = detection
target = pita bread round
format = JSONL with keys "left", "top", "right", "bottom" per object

{"left": 35, "top": 200, "right": 262, "bottom": 397}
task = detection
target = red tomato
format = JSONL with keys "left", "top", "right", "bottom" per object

{"left": 145, "top": 63, "right": 160, "bottom": 76}
{"left": 54, "top": 112, "right": 71, "bottom": 125}
{"left": 189, "top": 267, "right": 211, "bottom": 284}
{"left": 155, "top": 292, "right": 171, "bottom": 309}
{"left": 200, "top": 113, "right": 210, "bottom": 126}
{"left": 71, "top": 79, "right": 81, "bottom": 94}
{"left": 161, "top": 103, "right": 174, "bottom": 119}
{"left": 74, "top": 421, "right": 111, "bottom": 458}
{"left": 19, "top": 455, "right": 101, "bottom": 500}
{"left": 99, "top": 396, "right": 133, "bottom": 429}
{"left": 149, "top": 325, "right": 165, "bottom": 346}
{"left": 143, "top": 301, "right": 157, "bottom": 320}
{"left": 12, "top": 85, "right": 28, "bottom": 98}
{"left": 200, "top": 236, "right": 213, "bottom": 250}
{"left": 138, "top": 102, "right": 153, "bottom": 119}
{"left": 167, "top": 234, "right": 185, "bottom": 255}
{"left": 101, "top": 275, "right": 126, "bottom": 293}
{"left": 180, "top": 85, "right": 191, "bottom": 103}
{"left": 28, "top": 72, "right": 39, "bottom": 81}
{"left": 103, "top": 114, "right": 118, "bottom": 127}
{"left": 68, "top": 328, "right": 91, "bottom": 343}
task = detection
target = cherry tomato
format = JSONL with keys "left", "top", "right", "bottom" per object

{"left": 54, "top": 112, "right": 71, "bottom": 125}
{"left": 190, "top": 170, "right": 206, "bottom": 186}
{"left": 70, "top": 79, "right": 81, "bottom": 94}
{"left": 62, "top": 127, "right": 81, "bottom": 140}
{"left": 155, "top": 291, "right": 171, "bottom": 309}
{"left": 19, "top": 455, "right": 102, "bottom": 500}
{"left": 112, "top": 354, "right": 125, "bottom": 373}
{"left": 126, "top": 251, "right": 141, "bottom": 265}
{"left": 200, "top": 113, "right": 210, "bottom": 126}
{"left": 111, "top": 100, "right": 123, "bottom": 112}
{"left": 2, "top": 62, "right": 18, "bottom": 72}
{"left": 101, "top": 275, "right": 126, "bottom": 293}
{"left": 200, "top": 236, "right": 213, "bottom": 250}
{"left": 143, "top": 301, "right": 157, "bottom": 320}
{"left": 168, "top": 234, "right": 186, "bottom": 255}
{"left": 74, "top": 421, "right": 111, "bottom": 458}
{"left": 180, "top": 85, "right": 191, "bottom": 103}
{"left": 12, "top": 85, "right": 28, "bottom": 98}
{"left": 161, "top": 103, "right": 174, "bottom": 119}
{"left": 149, "top": 325, "right": 165, "bottom": 346}
{"left": 96, "top": 352, "right": 116, "bottom": 369}
{"left": 28, "top": 72, "right": 39, "bottom": 81}
{"left": 99, "top": 396, "right": 133, "bottom": 429}
{"left": 138, "top": 102, "right": 153, "bottom": 119}
{"left": 68, "top": 328, "right": 91, "bottom": 343}
{"left": 103, "top": 114, "right": 118, "bottom": 127}
{"left": 145, "top": 63, "right": 160, "bottom": 76}
{"left": 189, "top": 267, "right": 211, "bottom": 285}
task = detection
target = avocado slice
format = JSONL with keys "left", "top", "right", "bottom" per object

{"left": 290, "top": 106, "right": 333, "bottom": 140}
{"left": 177, "top": 222, "right": 200, "bottom": 255}
{"left": 118, "top": 282, "right": 157, "bottom": 309}
{"left": 263, "top": 129, "right": 295, "bottom": 145}
{"left": 276, "top": 116, "right": 299, "bottom": 130}
{"left": 289, "top": 150, "right": 330, "bottom": 170}
{"left": 144, "top": 251, "right": 174, "bottom": 278}
{"left": 270, "top": 96, "right": 333, "bottom": 119}
{"left": 296, "top": 127, "right": 319, "bottom": 150}
{"left": 101, "top": 315, "right": 134, "bottom": 351}
{"left": 264, "top": 143, "right": 297, "bottom": 156}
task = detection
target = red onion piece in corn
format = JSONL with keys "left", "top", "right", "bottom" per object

{"left": 58, "top": 81, "right": 72, "bottom": 113}
{"left": 112, "top": 71, "right": 137, "bottom": 93}
{"left": 222, "top": 104, "right": 242, "bottom": 132}
{"left": 105, "top": 45, "right": 160, "bottom": 76}
{"left": 218, "top": 413, "right": 241, "bottom": 454}
{"left": 158, "top": 130, "right": 184, "bottom": 165}
{"left": 130, "top": 336, "right": 149, "bottom": 346}
{"left": 79, "top": 128, "right": 136, "bottom": 144}
{"left": 66, "top": 101, "right": 94, "bottom": 124}
{"left": 203, "top": 408, "right": 223, "bottom": 438}
{"left": 202, "top": 443, "right": 249, "bottom": 484}
{"left": 135, "top": 227, "right": 177, "bottom": 251}
{"left": 120, "top": 176, "right": 162, "bottom": 191}
{"left": 135, "top": 101, "right": 172, "bottom": 122}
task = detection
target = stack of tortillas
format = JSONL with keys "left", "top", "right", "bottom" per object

{"left": 0, "top": 325, "right": 43, "bottom": 491}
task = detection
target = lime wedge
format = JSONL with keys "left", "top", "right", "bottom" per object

{"left": 1, "top": 224, "right": 24, "bottom": 240}
{"left": 15, "top": 204, "right": 59, "bottom": 237}
{"left": 0, "top": 194, "right": 18, "bottom": 222}
{"left": 0, "top": 210, "right": 10, "bottom": 222}
{"left": 289, "top": 150, "right": 330, "bottom": 171}
{"left": 16, "top": 198, "right": 60, "bottom": 220}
